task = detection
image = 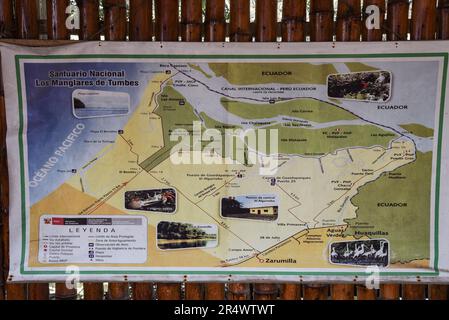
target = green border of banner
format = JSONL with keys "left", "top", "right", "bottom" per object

{"left": 14, "top": 52, "right": 447, "bottom": 277}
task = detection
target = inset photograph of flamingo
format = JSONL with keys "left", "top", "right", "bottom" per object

{"left": 329, "top": 239, "right": 389, "bottom": 267}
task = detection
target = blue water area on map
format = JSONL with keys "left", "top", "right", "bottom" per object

{"left": 23, "top": 62, "right": 158, "bottom": 204}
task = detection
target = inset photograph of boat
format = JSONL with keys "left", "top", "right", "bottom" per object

{"left": 125, "top": 188, "right": 176, "bottom": 213}
{"left": 327, "top": 70, "right": 392, "bottom": 102}
{"left": 220, "top": 194, "right": 279, "bottom": 221}
{"left": 72, "top": 89, "right": 130, "bottom": 118}
{"left": 157, "top": 221, "right": 218, "bottom": 250}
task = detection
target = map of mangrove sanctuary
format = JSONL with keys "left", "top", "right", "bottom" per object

{"left": 2, "top": 43, "right": 449, "bottom": 282}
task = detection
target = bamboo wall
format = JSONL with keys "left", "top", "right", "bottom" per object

{"left": 0, "top": 0, "right": 448, "bottom": 300}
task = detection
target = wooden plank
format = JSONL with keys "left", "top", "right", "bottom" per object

{"left": 83, "top": 283, "right": 104, "bottom": 300}
{"left": 281, "top": 0, "right": 306, "bottom": 42}
{"left": 129, "top": 0, "right": 153, "bottom": 41}
{"left": 205, "top": 0, "right": 226, "bottom": 42}
{"left": 131, "top": 283, "right": 153, "bottom": 300}
{"left": 0, "top": 0, "right": 15, "bottom": 38}
{"left": 363, "top": 0, "right": 385, "bottom": 41}
{"left": 103, "top": 0, "right": 127, "bottom": 41}
{"left": 303, "top": 284, "right": 329, "bottom": 300}
{"left": 411, "top": 0, "right": 437, "bottom": 40}
{"left": 181, "top": 0, "right": 202, "bottom": 42}
{"left": 331, "top": 284, "right": 354, "bottom": 300}
{"left": 255, "top": 0, "right": 278, "bottom": 42}
{"left": 309, "top": 0, "right": 334, "bottom": 41}
{"left": 230, "top": 0, "right": 251, "bottom": 42}
{"left": 336, "top": 0, "right": 361, "bottom": 41}
{"left": 155, "top": 0, "right": 179, "bottom": 41}
{"left": 79, "top": 0, "right": 100, "bottom": 40}
{"left": 387, "top": 0, "right": 409, "bottom": 40}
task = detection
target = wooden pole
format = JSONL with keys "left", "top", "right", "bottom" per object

{"left": 55, "top": 283, "right": 78, "bottom": 300}
{"left": 129, "top": 0, "right": 153, "bottom": 41}
{"left": 253, "top": 1, "right": 279, "bottom": 298}
{"left": 428, "top": 284, "right": 449, "bottom": 300}
{"left": 230, "top": 0, "right": 251, "bottom": 42}
{"left": 2, "top": 1, "right": 37, "bottom": 300}
{"left": 279, "top": 283, "right": 300, "bottom": 300}
{"left": 281, "top": 0, "right": 306, "bottom": 42}
{"left": 331, "top": 284, "right": 354, "bottom": 300}
{"left": 411, "top": 0, "right": 437, "bottom": 40}
{"left": 402, "top": 283, "right": 426, "bottom": 300}
{"left": 363, "top": 0, "right": 385, "bottom": 41}
{"left": 387, "top": 0, "right": 409, "bottom": 40}
{"left": 156, "top": 283, "right": 181, "bottom": 300}
{"left": 380, "top": 283, "right": 401, "bottom": 300}
{"left": 309, "top": 0, "right": 334, "bottom": 41}
{"left": 104, "top": 2, "right": 129, "bottom": 299}
{"left": 103, "top": 0, "right": 127, "bottom": 41}
{"left": 131, "top": 283, "right": 152, "bottom": 300}
{"left": 201, "top": 2, "right": 228, "bottom": 298}
{"left": 108, "top": 282, "right": 130, "bottom": 300}
{"left": 303, "top": 284, "right": 329, "bottom": 300}
{"left": 15, "top": 0, "right": 39, "bottom": 39}
{"left": 185, "top": 283, "right": 204, "bottom": 300}
{"left": 27, "top": 284, "right": 50, "bottom": 300}
{"left": 356, "top": 285, "right": 378, "bottom": 300}
{"left": 155, "top": 0, "right": 179, "bottom": 41}
{"left": 228, "top": 1, "right": 251, "bottom": 298}
{"left": 83, "top": 283, "right": 104, "bottom": 300}
{"left": 204, "top": 283, "right": 225, "bottom": 300}
{"left": 205, "top": 0, "right": 226, "bottom": 42}
{"left": 278, "top": 2, "right": 305, "bottom": 297}
{"left": 253, "top": 283, "right": 279, "bottom": 300}
{"left": 181, "top": 0, "right": 202, "bottom": 41}
{"left": 79, "top": 0, "right": 100, "bottom": 40}
{"left": 227, "top": 283, "right": 251, "bottom": 300}
{"left": 0, "top": 80, "right": 7, "bottom": 300}
{"left": 381, "top": 7, "right": 410, "bottom": 304}
{"left": 255, "top": 0, "right": 278, "bottom": 42}
{"left": 46, "top": 0, "right": 70, "bottom": 40}
{"left": 336, "top": 0, "right": 362, "bottom": 41}
{"left": 438, "top": 0, "right": 449, "bottom": 39}
{"left": 0, "top": 0, "right": 15, "bottom": 38}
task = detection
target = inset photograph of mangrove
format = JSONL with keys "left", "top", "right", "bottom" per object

{"left": 125, "top": 188, "right": 176, "bottom": 213}
{"left": 157, "top": 221, "right": 218, "bottom": 250}
{"left": 220, "top": 194, "right": 279, "bottom": 221}
{"left": 327, "top": 70, "right": 392, "bottom": 102}
{"left": 72, "top": 89, "right": 130, "bottom": 118}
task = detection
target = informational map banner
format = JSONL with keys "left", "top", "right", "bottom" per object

{"left": 1, "top": 42, "right": 449, "bottom": 283}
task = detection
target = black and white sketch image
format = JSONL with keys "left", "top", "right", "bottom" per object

{"left": 329, "top": 239, "right": 389, "bottom": 267}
